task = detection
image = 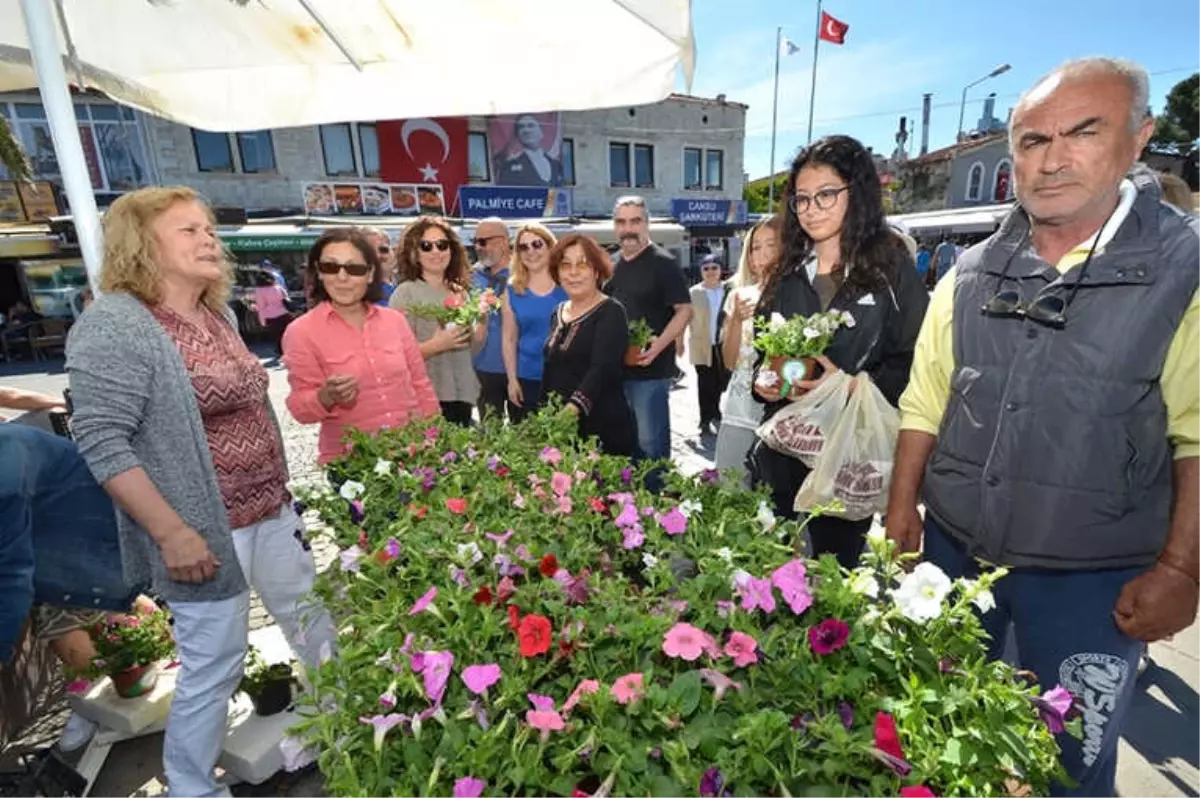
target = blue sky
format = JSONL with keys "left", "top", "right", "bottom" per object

{"left": 680, "top": 0, "right": 1200, "bottom": 181}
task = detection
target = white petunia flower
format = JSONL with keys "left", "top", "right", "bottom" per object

{"left": 714, "top": 547, "right": 733, "bottom": 564}
{"left": 374, "top": 458, "right": 392, "bottom": 476}
{"left": 679, "top": 499, "right": 703, "bottom": 518}
{"left": 802, "top": 326, "right": 820, "bottom": 339}
{"left": 769, "top": 312, "right": 788, "bottom": 331}
{"left": 892, "top": 561, "right": 953, "bottom": 623}
{"left": 730, "top": 568, "right": 753, "bottom": 590}
{"left": 841, "top": 311, "right": 856, "bottom": 328}
{"left": 849, "top": 571, "right": 880, "bottom": 598}
{"left": 868, "top": 523, "right": 886, "bottom": 542}
{"left": 755, "top": 369, "right": 780, "bottom": 388}
{"left": 339, "top": 480, "right": 365, "bottom": 500}
{"left": 457, "top": 542, "right": 483, "bottom": 566}
{"left": 755, "top": 500, "right": 777, "bottom": 533}
{"left": 642, "top": 552, "right": 659, "bottom": 569}
{"left": 972, "top": 588, "right": 997, "bottom": 614}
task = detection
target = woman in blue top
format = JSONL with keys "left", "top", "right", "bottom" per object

{"left": 502, "top": 222, "right": 566, "bottom": 423}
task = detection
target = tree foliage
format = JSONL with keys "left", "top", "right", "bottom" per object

{"left": 1150, "top": 73, "right": 1198, "bottom": 151}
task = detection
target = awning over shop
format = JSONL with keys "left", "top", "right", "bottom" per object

{"left": 889, "top": 205, "right": 1010, "bottom": 235}
{"left": 221, "top": 232, "right": 322, "bottom": 253}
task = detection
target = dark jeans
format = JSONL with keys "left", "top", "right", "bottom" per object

{"left": 695, "top": 345, "right": 728, "bottom": 427}
{"left": 476, "top": 371, "right": 512, "bottom": 423}
{"left": 440, "top": 400, "right": 474, "bottom": 427}
{"left": 748, "top": 440, "right": 870, "bottom": 569}
{"left": 924, "top": 516, "right": 1145, "bottom": 797}
{"left": 509, "top": 378, "right": 541, "bottom": 425}
{"left": 264, "top": 313, "right": 291, "bottom": 356}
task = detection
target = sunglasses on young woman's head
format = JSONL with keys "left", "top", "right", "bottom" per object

{"left": 419, "top": 239, "right": 451, "bottom": 253}
{"left": 518, "top": 239, "right": 546, "bottom": 253}
{"left": 317, "top": 260, "right": 372, "bottom": 277}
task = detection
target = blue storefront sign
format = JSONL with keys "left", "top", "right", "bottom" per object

{"left": 459, "top": 186, "right": 573, "bottom": 219}
{"left": 670, "top": 198, "right": 749, "bottom": 227}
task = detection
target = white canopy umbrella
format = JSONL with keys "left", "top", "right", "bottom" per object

{"left": 0, "top": 0, "right": 695, "bottom": 286}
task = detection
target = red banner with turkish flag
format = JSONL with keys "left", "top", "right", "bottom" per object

{"left": 377, "top": 117, "right": 469, "bottom": 214}
{"left": 818, "top": 11, "right": 849, "bottom": 45}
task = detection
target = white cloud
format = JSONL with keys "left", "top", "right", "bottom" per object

{"left": 692, "top": 30, "right": 962, "bottom": 179}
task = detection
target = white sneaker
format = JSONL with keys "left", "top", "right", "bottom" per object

{"left": 57, "top": 711, "right": 97, "bottom": 752}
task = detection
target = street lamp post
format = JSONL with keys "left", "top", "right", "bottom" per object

{"left": 957, "top": 63, "right": 1011, "bottom": 143}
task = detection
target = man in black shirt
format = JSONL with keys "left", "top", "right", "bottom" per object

{"left": 603, "top": 196, "right": 692, "bottom": 467}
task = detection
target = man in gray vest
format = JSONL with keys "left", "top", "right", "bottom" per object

{"left": 886, "top": 57, "right": 1198, "bottom": 796}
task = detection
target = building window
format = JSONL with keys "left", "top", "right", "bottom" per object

{"left": 965, "top": 161, "right": 984, "bottom": 202}
{"left": 705, "top": 149, "right": 724, "bottom": 190}
{"left": 468, "top": 131, "right": 490, "bottom": 182}
{"left": 237, "top": 131, "right": 276, "bottom": 173}
{"left": 683, "top": 147, "right": 702, "bottom": 190}
{"left": 634, "top": 144, "right": 655, "bottom": 188}
{"left": 609, "top": 142, "right": 631, "bottom": 187}
{"left": 320, "top": 123, "right": 357, "bottom": 176}
{"left": 2, "top": 101, "right": 148, "bottom": 190}
{"left": 561, "top": 138, "right": 576, "bottom": 186}
{"left": 358, "top": 123, "right": 380, "bottom": 177}
{"left": 992, "top": 158, "right": 1013, "bottom": 202}
{"left": 193, "top": 129, "right": 234, "bottom": 172}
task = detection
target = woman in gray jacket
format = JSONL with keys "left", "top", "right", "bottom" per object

{"left": 65, "top": 186, "right": 334, "bottom": 798}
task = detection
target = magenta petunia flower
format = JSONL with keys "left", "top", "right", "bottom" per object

{"left": 486, "top": 529, "right": 514, "bottom": 547}
{"left": 461, "top": 664, "right": 501, "bottom": 696}
{"left": 808, "top": 618, "right": 851, "bottom": 655}
{"left": 383, "top": 537, "right": 402, "bottom": 559}
{"left": 614, "top": 502, "right": 640, "bottom": 528}
{"left": 453, "top": 777, "right": 486, "bottom": 798}
{"left": 421, "top": 651, "right": 454, "bottom": 704}
{"left": 663, "top": 622, "right": 709, "bottom": 661}
{"left": 409, "top": 587, "right": 438, "bottom": 616}
{"left": 724, "top": 631, "right": 759, "bottom": 667}
{"left": 657, "top": 506, "right": 688, "bottom": 536}
{"left": 610, "top": 672, "right": 644, "bottom": 705}
{"left": 359, "top": 713, "right": 408, "bottom": 750}
{"left": 551, "top": 471, "right": 573, "bottom": 497}
{"left": 1032, "top": 685, "right": 1074, "bottom": 734}
{"left": 739, "top": 577, "right": 777, "bottom": 614}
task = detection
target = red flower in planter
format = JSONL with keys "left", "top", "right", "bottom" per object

{"left": 588, "top": 496, "right": 608, "bottom": 515}
{"left": 496, "top": 466, "right": 510, "bottom": 477}
{"left": 446, "top": 498, "right": 468, "bottom": 515}
{"left": 408, "top": 503, "right": 428, "bottom": 520}
{"left": 473, "top": 586, "right": 493, "bottom": 606}
{"left": 357, "top": 530, "right": 369, "bottom": 549}
{"left": 539, "top": 554, "right": 559, "bottom": 577}
{"left": 518, "top": 614, "right": 552, "bottom": 657}
{"left": 497, "top": 576, "right": 517, "bottom": 604}
{"left": 507, "top": 604, "right": 521, "bottom": 631}
{"left": 872, "top": 711, "right": 913, "bottom": 776}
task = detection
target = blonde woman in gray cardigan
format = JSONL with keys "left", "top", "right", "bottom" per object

{"left": 65, "top": 187, "right": 334, "bottom": 798}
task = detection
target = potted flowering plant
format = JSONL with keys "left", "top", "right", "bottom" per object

{"left": 240, "top": 645, "right": 296, "bottom": 716}
{"left": 409, "top": 287, "right": 502, "bottom": 331}
{"left": 289, "top": 411, "right": 1077, "bottom": 797}
{"left": 624, "top": 318, "right": 656, "bottom": 366}
{"left": 87, "top": 605, "right": 175, "bottom": 699}
{"left": 753, "top": 309, "right": 855, "bottom": 392}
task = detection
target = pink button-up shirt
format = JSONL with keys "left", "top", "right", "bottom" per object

{"left": 283, "top": 302, "right": 440, "bottom": 464}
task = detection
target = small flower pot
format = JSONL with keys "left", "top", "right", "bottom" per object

{"left": 768, "top": 355, "right": 819, "bottom": 385}
{"left": 248, "top": 672, "right": 294, "bottom": 717}
{"left": 110, "top": 663, "right": 158, "bottom": 699}
{"left": 624, "top": 345, "right": 649, "bottom": 366}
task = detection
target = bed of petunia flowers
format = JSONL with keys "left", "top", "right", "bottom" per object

{"left": 289, "top": 405, "right": 1078, "bottom": 798}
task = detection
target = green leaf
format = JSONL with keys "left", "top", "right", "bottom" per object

{"left": 941, "top": 737, "right": 964, "bottom": 765}
{"left": 668, "top": 671, "right": 703, "bottom": 718}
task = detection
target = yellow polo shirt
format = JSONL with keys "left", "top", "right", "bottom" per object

{"left": 899, "top": 184, "right": 1200, "bottom": 459}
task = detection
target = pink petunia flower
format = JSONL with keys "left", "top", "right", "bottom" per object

{"left": 614, "top": 502, "right": 640, "bottom": 528}
{"left": 622, "top": 524, "right": 645, "bottom": 550}
{"left": 724, "top": 631, "right": 759, "bottom": 667}
{"left": 421, "top": 650, "right": 454, "bottom": 704}
{"left": 526, "top": 709, "right": 565, "bottom": 732}
{"left": 1032, "top": 685, "right": 1074, "bottom": 734}
{"left": 359, "top": 713, "right": 408, "bottom": 750}
{"left": 486, "top": 529, "right": 514, "bottom": 547}
{"left": 610, "top": 672, "right": 644, "bottom": 705}
{"left": 698, "top": 668, "right": 743, "bottom": 701}
{"left": 461, "top": 664, "right": 501, "bottom": 696}
{"left": 557, "top": 496, "right": 573, "bottom": 515}
{"left": 739, "top": 577, "right": 777, "bottom": 614}
{"left": 527, "top": 693, "right": 556, "bottom": 712}
{"left": 657, "top": 507, "right": 688, "bottom": 536}
{"left": 662, "top": 622, "right": 709, "bottom": 661}
{"left": 514, "top": 492, "right": 527, "bottom": 509}
{"left": 540, "top": 446, "right": 563, "bottom": 465}
{"left": 716, "top": 600, "right": 735, "bottom": 618}
{"left": 453, "top": 777, "right": 486, "bottom": 798}
{"left": 770, "top": 559, "right": 813, "bottom": 615}
{"left": 562, "top": 679, "right": 600, "bottom": 714}
{"left": 551, "top": 471, "right": 573, "bottom": 497}
{"left": 409, "top": 587, "right": 438, "bottom": 616}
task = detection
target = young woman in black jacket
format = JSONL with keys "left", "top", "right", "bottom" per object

{"left": 749, "top": 135, "right": 929, "bottom": 569}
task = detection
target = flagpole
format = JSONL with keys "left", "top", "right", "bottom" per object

{"left": 805, "top": 0, "right": 823, "bottom": 144}
{"left": 768, "top": 26, "right": 782, "bottom": 212}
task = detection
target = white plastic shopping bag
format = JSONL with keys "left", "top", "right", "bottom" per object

{"left": 756, "top": 369, "right": 852, "bottom": 467}
{"left": 793, "top": 373, "right": 900, "bottom": 521}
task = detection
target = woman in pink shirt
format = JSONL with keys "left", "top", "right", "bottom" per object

{"left": 252, "top": 271, "right": 292, "bottom": 356}
{"left": 283, "top": 228, "right": 439, "bottom": 465}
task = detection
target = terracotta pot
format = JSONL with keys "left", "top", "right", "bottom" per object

{"left": 110, "top": 663, "right": 158, "bottom": 699}
{"left": 624, "top": 345, "right": 648, "bottom": 367}
{"left": 768, "top": 355, "right": 819, "bottom": 384}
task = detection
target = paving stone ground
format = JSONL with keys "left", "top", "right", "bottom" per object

{"left": 1, "top": 353, "right": 1195, "bottom": 797}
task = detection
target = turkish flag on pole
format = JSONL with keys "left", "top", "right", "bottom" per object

{"left": 818, "top": 11, "right": 849, "bottom": 45}
{"left": 377, "top": 117, "right": 469, "bottom": 213}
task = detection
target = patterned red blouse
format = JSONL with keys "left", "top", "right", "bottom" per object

{"left": 151, "top": 304, "right": 288, "bottom": 529}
